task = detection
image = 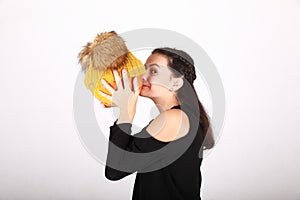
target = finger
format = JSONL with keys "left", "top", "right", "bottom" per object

{"left": 101, "top": 79, "right": 115, "bottom": 94}
{"left": 133, "top": 77, "right": 139, "bottom": 94}
{"left": 122, "top": 69, "right": 130, "bottom": 90}
{"left": 113, "top": 70, "right": 122, "bottom": 90}
{"left": 98, "top": 90, "right": 112, "bottom": 101}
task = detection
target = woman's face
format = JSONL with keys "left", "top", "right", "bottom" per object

{"left": 140, "top": 53, "right": 175, "bottom": 98}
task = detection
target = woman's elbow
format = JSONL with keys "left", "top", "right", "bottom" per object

{"left": 105, "top": 166, "right": 126, "bottom": 181}
{"left": 105, "top": 173, "right": 122, "bottom": 181}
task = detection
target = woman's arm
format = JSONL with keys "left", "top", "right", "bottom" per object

{"left": 101, "top": 69, "right": 148, "bottom": 180}
{"left": 105, "top": 120, "right": 169, "bottom": 181}
{"left": 105, "top": 121, "right": 133, "bottom": 180}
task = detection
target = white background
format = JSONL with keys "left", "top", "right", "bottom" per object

{"left": 0, "top": 0, "right": 299, "bottom": 199}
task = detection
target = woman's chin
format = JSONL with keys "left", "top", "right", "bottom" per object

{"left": 139, "top": 88, "right": 150, "bottom": 97}
{"left": 139, "top": 90, "right": 146, "bottom": 97}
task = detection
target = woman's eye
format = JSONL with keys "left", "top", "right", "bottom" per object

{"left": 150, "top": 69, "right": 157, "bottom": 74}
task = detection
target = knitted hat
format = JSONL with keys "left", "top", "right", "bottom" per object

{"left": 78, "top": 31, "right": 146, "bottom": 106}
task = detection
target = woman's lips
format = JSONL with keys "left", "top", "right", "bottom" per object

{"left": 142, "top": 85, "right": 150, "bottom": 89}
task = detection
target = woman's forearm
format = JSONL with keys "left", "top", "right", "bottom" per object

{"left": 105, "top": 119, "right": 169, "bottom": 181}
{"left": 116, "top": 108, "right": 133, "bottom": 124}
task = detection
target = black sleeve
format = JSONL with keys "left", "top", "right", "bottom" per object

{"left": 105, "top": 120, "right": 169, "bottom": 181}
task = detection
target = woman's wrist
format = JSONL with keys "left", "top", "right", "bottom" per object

{"left": 117, "top": 108, "right": 133, "bottom": 124}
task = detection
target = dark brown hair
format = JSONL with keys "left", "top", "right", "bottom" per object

{"left": 152, "top": 48, "right": 214, "bottom": 149}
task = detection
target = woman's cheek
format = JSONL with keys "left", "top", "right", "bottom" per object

{"left": 149, "top": 77, "right": 163, "bottom": 86}
{"left": 151, "top": 85, "right": 169, "bottom": 94}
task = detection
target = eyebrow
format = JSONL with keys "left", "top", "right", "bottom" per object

{"left": 144, "top": 63, "right": 161, "bottom": 68}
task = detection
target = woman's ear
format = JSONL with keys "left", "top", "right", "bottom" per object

{"left": 172, "top": 75, "right": 184, "bottom": 91}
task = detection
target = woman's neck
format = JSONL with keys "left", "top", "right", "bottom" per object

{"left": 152, "top": 95, "right": 180, "bottom": 113}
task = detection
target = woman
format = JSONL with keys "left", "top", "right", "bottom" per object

{"left": 100, "top": 48, "right": 215, "bottom": 200}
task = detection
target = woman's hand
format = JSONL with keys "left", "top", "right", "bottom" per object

{"left": 99, "top": 69, "right": 140, "bottom": 123}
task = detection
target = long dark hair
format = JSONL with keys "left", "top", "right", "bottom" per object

{"left": 152, "top": 48, "right": 213, "bottom": 148}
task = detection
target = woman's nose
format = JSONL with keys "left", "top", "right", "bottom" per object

{"left": 142, "top": 72, "right": 149, "bottom": 82}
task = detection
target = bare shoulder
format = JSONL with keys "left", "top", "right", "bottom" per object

{"left": 146, "top": 109, "right": 190, "bottom": 142}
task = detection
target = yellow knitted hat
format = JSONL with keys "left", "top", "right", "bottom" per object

{"left": 78, "top": 31, "right": 146, "bottom": 107}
